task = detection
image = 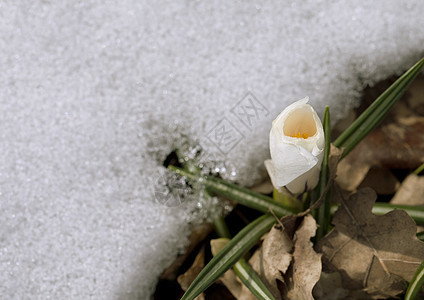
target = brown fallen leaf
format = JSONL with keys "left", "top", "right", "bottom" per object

{"left": 239, "top": 223, "right": 294, "bottom": 300}
{"left": 357, "top": 167, "right": 400, "bottom": 195}
{"left": 328, "top": 144, "right": 344, "bottom": 180}
{"left": 336, "top": 159, "right": 370, "bottom": 192}
{"left": 237, "top": 215, "right": 322, "bottom": 300}
{"left": 317, "top": 188, "right": 424, "bottom": 298}
{"left": 208, "top": 224, "right": 292, "bottom": 300}
{"left": 251, "top": 179, "right": 274, "bottom": 194}
{"left": 407, "top": 76, "right": 424, "bottom": 115}
{"left": 391, "top": 173, "right": 424, "bottom": 205}
{"left": 177, "top": 245, "right": 206, "bottom": 291}
{"left": 218, "top": 269, "right": 242, "bottom": 299}
{"left": 313, "top": 271, "right": 349, "bottom": 300}
{"left": 336, "top": 92, "right": 424, "bottom": 192}
{"left": 236, "top": 216, "right": 299, "bottom": 299}
{"left": 161, "top": 222, "right": 213, "bottom": 280}
{"left": 284, "top": 215, "right": 322, "bottom": 300}
{"left": 210, "top": 238, "right": 230, "bottom": 257}
{"left": 177, "top": 245, "right": 206, "bottom": 300}
{"left": 209, "top": 238, "right": 244, "bottom": 298}
{"left": 332, "top": 109, "right": 357, "bottom": 139}
{"left": 301, "top": 145, "right": 343, "bottom": 215}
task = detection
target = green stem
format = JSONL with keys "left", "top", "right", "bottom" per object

{"left": 316, "top": 106, "right": 331, "bottom": 240}
{"left": 330, "top": 203, "right": 424, "bottom": 224}
{"left": 334, "top": 58, "right": 424, "bottom": 157}
{"left": 213, "top": 216, "right": 231, "bottom": 239}
{"left": 169, "top": 166, "right": 297, "bottom": 218}
{"left": 273, "top": 188, "right": 303, "bottom": 211}
{"left": 372, "top": 203, "right": 424, "bottom": 224}
{"left": 181, "top": 214, "right": 276, "bottom": 300}
{"left": 413, "top": 163, "right": 424, "bottom": 175}
{"left": 212, "top": 216, "right": 276, "bottom": 300}
{"left": 233, "top": 259, "right": 276, "bottom": 300}
{"left": 405, "top": 260, "right": 424, "bottom": 300}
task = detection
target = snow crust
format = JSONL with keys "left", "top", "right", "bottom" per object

{"left": 1, "top": 1, "right": 423, "bottom": 299}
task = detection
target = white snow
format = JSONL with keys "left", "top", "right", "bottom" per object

{"left": 0, "top": 1, "right": 423, "bottom": 299}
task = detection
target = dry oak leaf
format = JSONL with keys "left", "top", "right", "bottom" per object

{"left": 177, "top": 244, "right": 206, "bottom": 300}
{"left": 357, "top": 166, "right": 400, "bottom": 196}
{"left": 301, "top": 144, "right": 343, "bottom": 215}
{"left": 317, "top": 188, "right": 424, "bottom": 299}
{"left": 238, "top": 223, "right": 294, "bottom": 300}
{"left": 313, "top": 271, "right": 349, "bottom": 300}
{"left": 177, "top": 244, "right": 206, "bottom": 291}
{"left": 336, "top": 78, "right": 424, "bottom": 192}
{"left": 238, "top": 215, "right": 322, "bottom": 300}
{"left": 391, "top": 173, "right": 424, "bottom": 206}
{"left": 336, "top": 113, "right": 424, "bottom": 192}
{"left": 161, "top": 222, "right": 212, "bottom": 280}
{"left": 284, "top": 214, "right": 322, "bottom": 300}
{"left": 209, "top": 238, "right": 244, "bottom": 298}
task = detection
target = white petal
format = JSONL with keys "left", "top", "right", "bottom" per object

{"left": 271, "top": 97, "right": 310, "bottom": 137}
{"left": 264, "top": 159, "right": 281, "bottom": 190}
{"left": 285, "top": 163, "right": 321, "bottom": 194}
{"left": 265, "top": 96, "right": 325, "bottom": 194}
{"left": 269, "top": 132, "right": 318, "bottom": 187}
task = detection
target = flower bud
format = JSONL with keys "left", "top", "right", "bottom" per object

{"left": 264, "top": 97, "right": 325, "bottom": 194}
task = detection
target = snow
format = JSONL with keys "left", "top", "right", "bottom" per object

{"left": 0, "top": 1, "right": 423, "bottom": 299}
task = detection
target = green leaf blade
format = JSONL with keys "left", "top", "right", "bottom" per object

{"left": 417, "top": 231, "right": 424, "bottom": 242}
{"left": 233, "top": 259, "right": 276, "bottom": 300}
{"left": 212, "top": 216, "right": 276, "bottom": 300}
{"left": 181, "top": 214, "right": 276, "bottom": 300}
{"left": 371, "top": 203, "right": 424, "bottom": 224}
{"left": 316, "top": 106, "right": 331, "bottom": 239}
{"left": 330, "top": 203, "right": 424, "bottom": 225}
{"left": 334, "top": 57, "right": 424, "bottom": 157}
{"left": 413, "top": 163, "right": 424, "bottom": 175}
{"left": 405, "top": 260, "right": 424, "bottom": 300}
{"left": 169, "top": 166, "right": 296, "bottom": 217}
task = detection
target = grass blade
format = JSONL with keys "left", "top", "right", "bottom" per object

{"left": 417, "top": 231, "right": 424, "bottom": 242}
{"left": 413, "top": 163, "right": 424, "bottom": 175}
{"left": 371, "top": 203, "right": 424, "bottom": 224}
{"left": 334, "top": 57, "right": 424, "bottom": 157}
{"left": 178, "top": 159, "right": 277, "bottom": 299}
{"left": 273, "top": 188, "right": 303, "bottom": 211}
{"left": 405, "top": 260, "right": 424, "bottom": 300}
{"left": 316, "top": 106, "right": 331, "bottom": 239}
{"left": 213, "top": 216, "right": 231, "bottom": 239}
{"left": 168, "top": 166, "right": 297, "bottom": 217}
{"left": 330, "top": 203, "right": 424, "bottom": 224}
{"left": 213, "top": 216, "right": 276, "bottom": 300}
{"left": 181, "top": 214, "right": 276, "bottom": 300}
{"left": 233, "top": 259, "right": 276, "bottom": 300}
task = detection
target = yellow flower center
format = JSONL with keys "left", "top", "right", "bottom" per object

{"left": 291, "top": 132, "right": 309, "bottom": 139}
{"left": 283, "top": 107, "right": 317, "bottom": 139}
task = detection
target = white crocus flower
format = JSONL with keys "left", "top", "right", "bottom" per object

{"left": 265, "top": 97, "right": 325, "bottom": 194}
